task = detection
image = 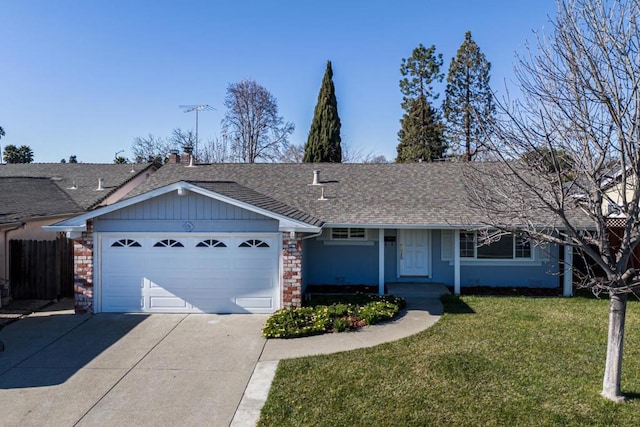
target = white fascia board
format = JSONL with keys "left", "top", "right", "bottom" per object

{"left": 280, "top": 225, "right": 322, "bottom": 233}
{"left": 324, "top": 223, "right": 591, "bottom": 231}
{"left": 324, "top": 223, "right": 479, "bottom": 229}
{"left": 42, "top": 224, "right": 86, "bottom": 233}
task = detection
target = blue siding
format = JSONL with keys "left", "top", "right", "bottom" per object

{"left": 459, "top": 244, "right": 560, "bottom": 288}
{"left": 304, "top": 238, "right": 379, "bottom": 286}
{"left": 303, "top": 229, "right": 562, "bottom": 289}
{"left": 101, "top": 192, "right": 270, "bottom": 221}
{"left": 94, "top": 219, "right": 278, "bottom": 233}
{"left": 94, "top": 192, "right": 278, "bottom": 233}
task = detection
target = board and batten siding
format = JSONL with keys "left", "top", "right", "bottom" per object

{"left": 94, "top": 191, "right": 279, "bottom": 233}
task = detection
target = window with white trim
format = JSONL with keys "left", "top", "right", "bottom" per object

{"left": 460, "top": 232, "right": 475, "bottom": 258}
{"left": 331, "top": 227, "right": 366, "bottom": 240}
{"left": 461, "top": 232, "right": 532, "bottom": 260}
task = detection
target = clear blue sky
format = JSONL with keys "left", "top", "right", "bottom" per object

{"left": 1, "top": 1, "right": 556, "bottom": 163}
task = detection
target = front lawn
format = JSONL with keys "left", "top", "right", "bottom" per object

{"left": 259, "top": 295, "right": 640, "bottom": 426}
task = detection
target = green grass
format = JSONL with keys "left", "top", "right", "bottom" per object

{"left": 258, "top": 295, "right": 640, "bottom": 426}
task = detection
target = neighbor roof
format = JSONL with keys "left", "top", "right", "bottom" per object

{"left": 0, "top": 163, "right": 155, "bottom": 210}
{"left": 127, "top": 162, "right": 592, "bottom": 228}
{"left": 0, "top": 177, "right": 83, "bottom": 225}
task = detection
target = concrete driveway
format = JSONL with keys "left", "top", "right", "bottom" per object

{"left": 0, "top": 303, "right": 268, "bottom": 426}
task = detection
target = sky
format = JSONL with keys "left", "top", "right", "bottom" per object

{"left": 1, "top": 1, "right": 557, "bottom": 163}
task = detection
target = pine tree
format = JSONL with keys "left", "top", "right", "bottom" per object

{"left": 443, "top": 31, "right": 495, "bottom": 161}
{"left": 303, "top": 61, "right": 342, "bottom": 163}
{"left": 396, "top": 44, "right": 446, "bottom": 163}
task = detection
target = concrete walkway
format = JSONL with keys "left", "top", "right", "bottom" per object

{"left": 231, "top": 283, "right": 448, "bottom": 426}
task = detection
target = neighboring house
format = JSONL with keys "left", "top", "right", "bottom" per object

{"left": 597, "top": 167, "right": 640, "bottom": 267}
{"left": 0, "top": 163, "right": 156, "bottom": 304}
{"left": 46, "top": 161, "right": 586, "bottom": 315}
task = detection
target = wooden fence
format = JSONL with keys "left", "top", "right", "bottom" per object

{"left": 9, "top": 237, "right": 74, "bottom": 299}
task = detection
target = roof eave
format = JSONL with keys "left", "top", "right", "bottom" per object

{"left": 44, "top": 181, "right": 323, "bottom": 231}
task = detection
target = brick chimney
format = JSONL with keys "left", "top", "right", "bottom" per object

{"left": 168, "top": 149, "right": 180, "bottom": 164}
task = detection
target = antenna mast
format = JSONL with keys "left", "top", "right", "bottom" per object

{"left": 178, "top": 104, "right": 215, "bottom": 163}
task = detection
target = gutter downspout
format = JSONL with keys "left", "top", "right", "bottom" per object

{"left": 301, "top": 230, "right": 324, "bottom": 240}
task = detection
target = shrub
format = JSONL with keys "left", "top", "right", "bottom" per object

{"left": 359, "top": 300, "right": 401, "bottom": 325}
{"left": 262, "top": 307, "right": 330, "bottom": 339}
{"left": 262, "top": 294, "right": 406, "bottom": 339}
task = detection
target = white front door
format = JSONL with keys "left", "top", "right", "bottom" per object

{"left": 398, "top": 229, "right": 430, "bottom": 277}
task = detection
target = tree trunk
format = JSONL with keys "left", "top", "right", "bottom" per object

{"left": 602, "top": 291, "right": 628, "bottom": 402}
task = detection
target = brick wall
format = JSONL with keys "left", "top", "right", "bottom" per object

{"left": 73, "top": 221, "right": 94, "bottom": 314}
{"left": 282, "top": 234, "right": 302, "bottom": 308}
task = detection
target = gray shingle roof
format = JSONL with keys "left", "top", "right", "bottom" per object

{"left": 0, "top": 163, "right": 155, "bottom": 210}
{"left": 0, "top": 177, "right": 83, "bottom": 225}
{"left": 126, "top": 162, "right": 591, "bottom": 228}
{"left": 190, "top": 181, "right": 323, "bottom": 226}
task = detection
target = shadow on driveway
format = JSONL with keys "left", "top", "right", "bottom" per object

{"left": 0, "top": 313, "right": 150, "bottom": 388}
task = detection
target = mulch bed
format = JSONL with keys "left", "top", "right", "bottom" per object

{"left": 305, "top": 284, "right": 381, "bottom": 295}
{"left": 307, "top": 284, "right": 564, "bottom": 297}
{"left": 451, "top": 286, "right": 564, "bottom": 297}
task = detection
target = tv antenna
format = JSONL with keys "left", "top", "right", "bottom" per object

{"left": 178, "top": 104, "right": 215, "bottom": 163}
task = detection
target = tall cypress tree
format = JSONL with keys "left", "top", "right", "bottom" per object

{"left": 303, "top": 61, "right": 342, "bottom": 163}
{"left": 443, "top": 31, "right": 495, "bottom": 161}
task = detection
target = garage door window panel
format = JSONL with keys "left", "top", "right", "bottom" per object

{"left": 111, "top": 239, "right": 142, "bottom": 248}
{"left": 239, "top": 239, "right": 269, "bottom": 248}
{"left": 154, "top": 239, "right": 184, "bottom": 248}
{"left": 196, "top": 239, "right": 227, "bottom": 248}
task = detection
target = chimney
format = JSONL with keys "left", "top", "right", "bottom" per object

{"left": 312, "top": 170, "right": 321, "bottom": 185}
{"left": 181, "top": 152, "right": 191, "bottom": 165}
{"left": 168, "top": 149, "right": 180, "bottom": 164}
{"left": 97, "top": 178, "right": 104, "bottom": 191}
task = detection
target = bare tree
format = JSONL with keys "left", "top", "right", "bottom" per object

{"left": 466, "top": 0, "right": 640, "bottom": 402}
{"left": 132, "top": 128, "right": 196, "bottom": 165}
{"left": 198, "top": 135, "right": 231, "bottom": 163}
{"left": 131, "top": 134, "right": 174, "bottom": 165}
{"left": 279, "top": 143, "right": 305, "bottom": 163}
{"left": 222, "top": 79, "right": 294, "bottom": 163}
{"left": 341, "top": 141, "right": 385, "bottom": 163}
{"left": 171, "top": 128, "right": 197, "bottom": 154}
{"left": 363, "top": 154, "right": 388, "bottom": 164}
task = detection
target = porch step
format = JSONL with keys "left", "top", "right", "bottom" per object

{"left": 386, "top": 283, "right": 450, "bottom": 299}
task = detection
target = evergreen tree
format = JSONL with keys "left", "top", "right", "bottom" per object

{"left": 303, "top": 61, "right": 342, "bottom": 163}
{"left": 396, "top": 44, "right": 446, "bottom": 163}
{"left": 3, "top": 144, "right": 34, "bottom": 163}
{"left": 443, "top": 31, "right": 495, "bottom": 161}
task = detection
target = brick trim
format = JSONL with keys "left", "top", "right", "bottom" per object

{"left": 73, "top": 220, "right": 94, "bottom": 314}
{"left": 282, "top": 234, "right": 302, "bottom": 308}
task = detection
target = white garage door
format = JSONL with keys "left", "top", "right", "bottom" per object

{"left": 99, "top": 234, "right": 280, "bottom": 314}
